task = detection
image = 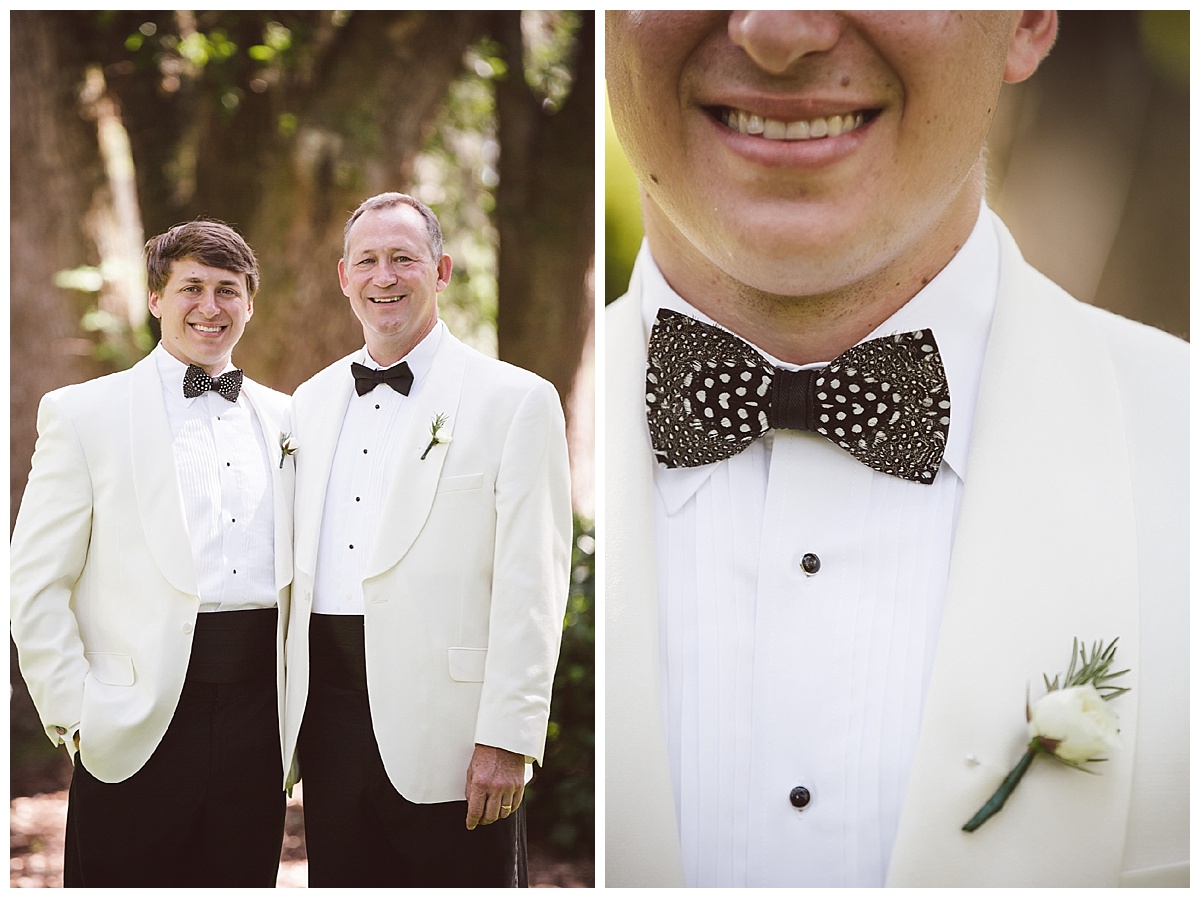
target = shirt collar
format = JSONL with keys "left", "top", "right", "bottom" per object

{"left": 639, "top": 204, "right": 1000, "bottom": 510}
{"left": 357, "top": 319, "right": 444, "bottom": 395}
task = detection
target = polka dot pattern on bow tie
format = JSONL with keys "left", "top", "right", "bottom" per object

{"left": 645, "top": 309, "right": 949, "bottom": 483}
{"left": 646, "top": 312, "right": 771, "bottom": 467}
{"left": 811, "top": 331, "right": 949, "bottom": 482}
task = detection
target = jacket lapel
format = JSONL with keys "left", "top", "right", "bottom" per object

{"left": 363, "top": 331, "right": 467, "bottom": 581}
{"left": 294, "top": 353, "right": 357, "bottom": 581}
{"left": 887, "top": 224, "right": 1140, "bottom": 885}
{"left": 604, "top": 286, "right": 688, "bottom": 886}
{"left": 129, "top": 354, "right": 198, "bottom": 597}
{"left": 240, "top": 381, "right": 294, "bottom": 593}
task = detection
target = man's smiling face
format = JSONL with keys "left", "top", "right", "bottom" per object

{"left": 149, "top": 258, "right": 253, "bottom": 374}
{"left": 339, "top": 203, "right": 451, "bottom": 363}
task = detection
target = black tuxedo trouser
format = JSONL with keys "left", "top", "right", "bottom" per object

{"left": 63, "top": 609, "right": 285, "bottom": 888}
{"left": 298, "top": 614, "right": 526, "bottom": 887}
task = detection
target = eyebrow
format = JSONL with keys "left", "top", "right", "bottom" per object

{"left": 354, "top": 245, "right": 423, "bottom": 257}
{"left": 180, "top": 275, "right": 243, "bottom": 286}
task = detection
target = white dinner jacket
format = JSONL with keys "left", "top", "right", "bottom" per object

{"left": 10, "top": 352, "right": 293, "bottom": 784}
{"left": 283, "top": 328, "right": 572, "bottom": 804}
{"left": 604, "top": 220, "right": 1189, "bottom": 887}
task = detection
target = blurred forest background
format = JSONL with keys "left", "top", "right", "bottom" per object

{"left": 10, "top": 10, "right": 594, "bottom": 887}
{"left": 607, "top": 10, "right": 1190, "bottom": 345}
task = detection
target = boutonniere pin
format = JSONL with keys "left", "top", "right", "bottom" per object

{"left": 279, "top": 432, "right": 298, "bottom": 469}
{"left": 963, "top": 638, "right": 1129, "bottom": 832}
{"left": 420, "top": 413, "right": 452, "bottom": 460}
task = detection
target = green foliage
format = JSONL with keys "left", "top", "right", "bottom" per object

{"left": 604, "top": 99, "right": 643, "bottom": 305}
{"left": 521, "top": 11, "right": 581, "bottom": 113}
{"left": 1138, "top": 10, "right": 1189, "bottom": 91}
{"left": 415, "top": 12, "right": 586, "bottom": 355}
{"left": 1043, "top": 638, "right": 1130, "bottom": 701}
{"left": 525, "top": 515, "right": 594, "bottom": 858}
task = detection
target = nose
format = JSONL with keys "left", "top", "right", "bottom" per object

{"left": 196, "top": 288, "right": 220, "bottom": 315}
{"left": 728, "top": 11, "right": 843, "bottom": 74}
{"left": 373, "top": 259, "right": 399, "bottom": 286}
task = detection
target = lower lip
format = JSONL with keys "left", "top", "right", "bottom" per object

{"left": 705, "top": 111, "right": 875, "bottom": 170}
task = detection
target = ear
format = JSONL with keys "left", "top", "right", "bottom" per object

{"left": 1004, "top": 11, "right": 1058, "bottom": 83}
{"left": 245, "top": 293, "right": 254, "bottom": 320}
{"left": 435, "top": 254, "right": 453, "bottom": 292}
{"left": 148, "top": 291, "right": 162, "bottom": 319}
{"left": 338, "top": 258, "right": 351, "bottom": 297}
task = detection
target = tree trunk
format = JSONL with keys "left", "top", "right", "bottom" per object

{"left": 494, "top": 12, "right": 595, "bottom": 405}
{"left": 10, "top": 10, "right": 111, "bottom": 781}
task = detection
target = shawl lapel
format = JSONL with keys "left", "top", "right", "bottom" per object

{"left": 129, "top": 354, "right": 198, "bottom": 597}
{"left": 294, "top": 353, "right": 357, "bottom": 582}
{"left": 604, "top": 289, "right": 687, "bottom": 886}
{"left": 364, "top": 332, "right": 467, "bottom": 582}
{"left": 240, "top": 381, "right": 294, "bottom": 593}
{"left": 887, "top": 223, "right": 1139, "bottom": 885}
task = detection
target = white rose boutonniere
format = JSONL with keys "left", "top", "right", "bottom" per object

{"left": 963, "top": 638, "right": 1129, "bottom": 832}
{"left": 420, "top": 413, "right": 452, "bottom": 460}
{"left": 279, "top": 432, "right": 298, "bottom": 469}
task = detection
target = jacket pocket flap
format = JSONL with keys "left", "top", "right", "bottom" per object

{"left": 438, "top": 473, "right": 484, "bottom": 493}
{"left": 85, "top": 652, "right": 135, "bottom": 687}
{"left": 447, "top": 647, "right": 487, "bottom": 682}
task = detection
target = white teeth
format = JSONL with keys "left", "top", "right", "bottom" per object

{"left": 786, "top": 120, "right": 810, "bottom": 139}
{"left": 723, "top": 109, "right": 865, "bottom": 141}
{"left": 192, "top": 324, "right": 222, "bottom": 333}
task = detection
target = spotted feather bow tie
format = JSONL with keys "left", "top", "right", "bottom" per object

{"left": 183, "top": 364, "right": 243, "bottom": 402}
{"left": 645, "top": 309, "right": 950, "bottom": 484}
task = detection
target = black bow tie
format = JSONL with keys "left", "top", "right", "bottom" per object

{"left": 645, "top": 309, "right": 950, "bottom": 484}
{"left": 351, "top": 360, "right": 414, "bottom": 396}
{"left": 183, "top": 365, "right": 243, "bottom": 402}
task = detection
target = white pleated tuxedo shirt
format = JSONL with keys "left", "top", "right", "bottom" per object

{"left": 312, "top": 322, "right": 443, "bottom": 615}
{"left": 642, "top": 207, "right": 1001, "bottom": 887}
{"left": 155, "top": 344, "right": 275, "bottom": 612}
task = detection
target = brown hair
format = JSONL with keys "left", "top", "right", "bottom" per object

{"left": 145, "top": 219, "right": 260, "bottom": 296}
{"left": 343, "top": 192, "right": 444, "bottom": 261}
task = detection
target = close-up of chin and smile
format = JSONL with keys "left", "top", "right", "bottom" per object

{"left": 603, "top": 9, "right": 1188, "bottom": 889}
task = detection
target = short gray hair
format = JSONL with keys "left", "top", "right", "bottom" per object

{"left": 342, "top": 192, "right": 444, "bottom": 261}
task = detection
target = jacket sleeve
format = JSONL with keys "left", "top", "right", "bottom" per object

{"left": 474, "top": 379, "right": 573, "bottom": 764}
{"left": 10, "top": 392, "right": 95, "bottom": 747}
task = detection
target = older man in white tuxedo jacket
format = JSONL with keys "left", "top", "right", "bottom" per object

{"left": 282, "top": 192, "right": 571, "bottom": 887}
{"left": 10, "top": 220, "right": 293, "bottom": 887}
{"left": 604, "top": 11, "right": 1187, "bottom": 888}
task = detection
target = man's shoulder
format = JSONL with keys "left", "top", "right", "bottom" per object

{"left": 241, "top": 376, "right": 290, "bottom": 416}
{"left": 460, "top": 342, "right": 555, "bottom": 397}
{"left": 1000, "top": 216, "right": 1188, "bottom": 378}
{"left": 292, "top": 350, "right": 358, "bottom": 402}
{"left": 1076, "top": 301, "right": 1188, "bottom": 372}
{"left": 1049, "top": 291, "right": 1190, "bottom": 401}
{"left": 40, "top": 363, "right": 139, "bottom": 418}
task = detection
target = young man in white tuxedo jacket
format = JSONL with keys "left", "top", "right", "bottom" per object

{"left": 10, "top": 220, "right": 293, "bottom": 886}
{"left": 604, "top": 11, "right": 1187, "bottom": 887}
{"left": 283, "top": 192, "right": 572, "bottom": 886}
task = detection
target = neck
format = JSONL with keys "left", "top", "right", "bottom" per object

{"left": 366, "top": 320, "right": 436, "bottom": 368}
{"left": 164, "top": 344, "right": 231, "bottom": 377}
{"left": 645, "top": 187, "right": 982, "bottom": 366}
